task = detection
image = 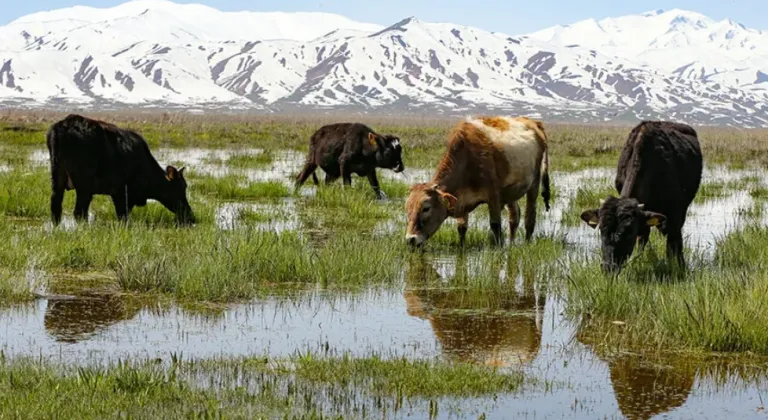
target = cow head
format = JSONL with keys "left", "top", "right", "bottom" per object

{"left": 580, "top": 196, "right": 665, "bottom": 272}
{"left": 405, "top": 183, "right": 457, "bottom": 248}
{"left": 164, "top": 165, "right": 195, "bottom": 225}
{"left": 368, "top": 132, "right": 404, "bottom": 173}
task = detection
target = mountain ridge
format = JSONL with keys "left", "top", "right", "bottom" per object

{"left": 1, "top": 1, "right": 767, "bottom": 127}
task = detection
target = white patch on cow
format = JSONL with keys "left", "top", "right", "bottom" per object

{"left": 467, "top": 117, "right": 541, "bottom": 191}
{"left": 405, "top": 232, "right": 426, "bottom": 246}
{"left": 391, "top": 139, "right": 400, "bottom": 147}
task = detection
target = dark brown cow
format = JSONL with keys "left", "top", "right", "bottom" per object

{"left": 47, "top": 114, "right": 195, "bottom": 225}
{"left": 580, "top": 120, "right": 702, "bottom": 272}
{"left": 405, "top": 116, "right": 551, "bottom": 247}
{"left": 295, "top": 122, "right": 404, "bottom": 199}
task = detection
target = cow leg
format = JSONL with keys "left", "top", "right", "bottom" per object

{"left": 637, "top": 225, "right": 651, "bottom": 251}
{"left": 457, "top": 214, "right": 468, "bottom": 247}
{"left": 50, "top": 169, "right": 67, "bottom": 226}
{"left": 524, "top": 183, "right": 540, "bottom": 241}
{"left": 507, "top": 201, "right": 521, "bottom": 242}
{"left": 325, "top": 173, "right": 339, "bottom": 185}
{"left": 111, "top": 188, "right": 130, "bottom": 223}
{"left": 73, "top": 190, "right": 93, "bottom": 223}
{"left": 488, "top": 195, "right": 503, "bottom": 246}
{"left": 339, "top": 156, "right": 353, "bottom": 187}
{"left": 366, "top": 170, "right": 385, "bottom": 199}
{"left": 666, "top": 228, "right": 685, "bottom": 269}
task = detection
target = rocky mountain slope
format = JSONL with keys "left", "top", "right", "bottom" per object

{"left": 1, "top": 0, "right": 766, "bottom": 126}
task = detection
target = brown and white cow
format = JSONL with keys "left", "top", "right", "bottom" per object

{"left": 404, "top": 116, "right": 551, "bottom": 248}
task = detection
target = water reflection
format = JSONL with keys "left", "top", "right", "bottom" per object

{"left": 575, "top": 327, "right": 696, "bottom": 420}
{"left": 43, "top": 294, "right": 143, "bottom": 343}
{"left": 607, "top": 356, "right": 695, "bottom": 420}
{"left": 404, "top": 254, "right": 544, "bottom": 368}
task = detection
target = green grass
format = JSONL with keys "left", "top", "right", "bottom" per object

{"left": 0, "top": 167, "right": 51, "bottom": 219}
{"left": 283, "top": 352, "right": 526, "bottom": 397}
{"left": 112, "top": 227, "right": 406, "bottom": 301}
{"left": 0, "top": 352, "right": 527, "bottom": 419}
{"left": 301, "top": 183, "right": 397, "bottom": 232}
{"left": 0, "top": 269, "right": 38, "bottom": 303}
{"left": 191, "top": 173, "right": 290, "bottom": 201}
{"left": 0, "top": 212, "right": 404, "bottom": 302}
{"left": 562, "top": 180, "right": 616, "bottom": 226}
{"left": 695, "top": 175, "right": 763, "bottom": 204}
{"left": 227, "top": 149, "right": 275, "bottom": 168}
{"left": 564, "top": 225, "right": 768, "bottom": 354}
{"left": 232, "top": 205, "right": 280, "bottom": 224}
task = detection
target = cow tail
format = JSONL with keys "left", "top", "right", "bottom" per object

{"left": 540, "top": 145, "right": 551, "bottom": 212}
{"left": 46, "top": 125, "right": 60, "bottom": 185}
{"left": 532, "top": 119, "right": 551, "bottom": 212}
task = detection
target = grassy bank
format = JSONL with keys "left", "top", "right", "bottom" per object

{"left": 564, "top": 225, "right": 768, "bottom": 354}
{"left": 0, "top": 213, "right": 408, "bottom": 302}
{"left": 0, "top": 352, "right": 526, "bottom": 419}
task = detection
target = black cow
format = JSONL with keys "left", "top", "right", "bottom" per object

{"left": 47, "top": 114, "right": 195, "bottom": 225}
{"left": 295, "top": 122, "right": 404, "bottom": 199}
{"left": 579, "top": 120, "right": 702, "bottom": 272}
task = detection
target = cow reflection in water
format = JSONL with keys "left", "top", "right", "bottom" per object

{"left": 578, "top": 332, "right": 695, "bottom": 420}
{"left": 404, "top": 254, "right": 544, "bottom": 368}
{"left": 608, "top": 357, "right": 694, "bottom": 420}
{"left": 44, "top": 295, "right": 142, "bottom": 343}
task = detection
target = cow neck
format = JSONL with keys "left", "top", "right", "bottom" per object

{"left": 431, "top": 153, "right": 464, "bottom": 217}
{"left": 144, "top": 163, "right": 172, "bottom": 202}
{"left": 432, "top": 177, "right": 460, "bottom": 217}
{"left": 618, "top": 128, "right": 648, "bottom": 200}
{"left": 619, "top": 152, "right": 642, "bottom": 199}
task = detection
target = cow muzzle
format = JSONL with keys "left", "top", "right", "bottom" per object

{"left": 393, "top": 162, "right": 404, "bottom": 173}
{"left": 406, "top": 233, "right": 425, "bottom": 249}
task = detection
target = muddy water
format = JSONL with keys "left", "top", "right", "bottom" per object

{"left": 10, "top": 149, "right": 768, "bottom": 418}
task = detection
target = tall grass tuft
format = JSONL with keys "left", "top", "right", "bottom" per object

{"left": 564, "top": 228, "right": 768, "bottom": 354}
{"left": 113, "top": 228, "right": 406, "bottom": 302}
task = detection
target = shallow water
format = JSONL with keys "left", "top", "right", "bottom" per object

{"left": 3, "top": 257, "right": 768, "bottom": 419}
{"left": 9, "top": 150, "right": 768, "bottom": 418}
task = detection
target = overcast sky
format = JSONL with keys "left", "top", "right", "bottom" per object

{"left": 3, "top": 0, "right": 765, "bottom": 34}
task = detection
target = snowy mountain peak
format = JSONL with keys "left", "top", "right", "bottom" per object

{"left": 6, "top": 0, "right": 383, "bottom": 43}
{"left": 1, "top": 1, "right": 767, "bottom": 127}
{"left": 642, "top": 9, "right": 666, "bottom": 17}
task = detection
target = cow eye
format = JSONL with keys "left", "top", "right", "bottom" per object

{"left": 422, "top": 206, "right": 430, "bottom": 213}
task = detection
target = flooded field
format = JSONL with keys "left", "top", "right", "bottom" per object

{"left": 3, "top": 117, "right": 768, "bottom": 419}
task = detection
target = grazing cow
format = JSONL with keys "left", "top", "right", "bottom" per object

{"left": 47, "top": 114, "right": 195, "bottom": 225}
{"left": 295, "top": 122, "right": 404, "bottom": 199}
{"left": 404, "top": 116, "right": 551, "bottom": 248}
{"left": 579, "top": 120, "right": 702, "bottom": 272}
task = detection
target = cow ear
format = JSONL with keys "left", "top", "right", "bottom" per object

{"left": 368, "top": 132, "right": 379, "bottom": 150}
{"left": 438, "top": 191, "right": 457, "bottom": 212}
{"left": 580, "top": 209, "right": 600, "bottom": 229}
{"left": 642, "top": 211, "right": 666, "bottom": 227}
{"left": 179, "top": 166, "right": 186, "bottom": 177}
{"left": 166, "top": 165, "right": 178, "bottom": 181}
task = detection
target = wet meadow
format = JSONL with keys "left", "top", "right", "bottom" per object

{"left": 3, "top": 110, "right": 768, "bottom": 418}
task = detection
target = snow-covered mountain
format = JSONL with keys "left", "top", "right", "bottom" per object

{"left": 1, "top": 1, "right": 767, "bottom": 127}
